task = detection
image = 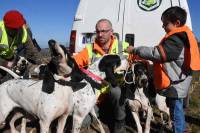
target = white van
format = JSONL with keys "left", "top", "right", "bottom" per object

{"left": 69, "top": 0, "right": 192, "bottom": 53}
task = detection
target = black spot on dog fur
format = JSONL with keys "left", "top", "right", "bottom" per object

{"left": 99, "top": 55, "right": 121, "bottom": 87}
{"left": 41, "top": 64, "right": 55, "bottom": 94}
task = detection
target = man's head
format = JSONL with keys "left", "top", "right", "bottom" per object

{"left": 161, "top": 6, "right": 187, "bottom": 33}
{"left": 95, "top": 19, "right": 113, "bottom": 45}
{"left": 3, "top": 10, "right": 25, "bottom": 37}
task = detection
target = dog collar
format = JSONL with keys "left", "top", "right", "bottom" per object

{"left": 80, "top": 67, "right": 103, "bottom": 81}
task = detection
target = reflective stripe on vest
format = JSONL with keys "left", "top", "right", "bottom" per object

{"left": 86, "top": 39, "right": 128, "bottom": 64}
{"left": 154, "top": 25, "right": 200, "bottom": 90}
{"left": 0, "top": 21, "right": 28, "bottom": 59}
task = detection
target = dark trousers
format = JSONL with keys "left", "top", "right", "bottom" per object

{"left": 107, "top": 86, "right": 126, "bottom": 133}
{"left": 82, "top": 86, "right": 126, "bottom": 133}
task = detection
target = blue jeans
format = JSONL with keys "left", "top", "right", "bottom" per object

{"left": 166, "top": 98, "right": 186, "bottom": 133}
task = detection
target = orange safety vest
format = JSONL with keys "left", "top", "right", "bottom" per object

{"left": 73, "top": 37, "right": 115, "bottom": 67}
{"left": 73, "top": 36, "right": 128, "bottom": 67}
{"left": 154, "top": 26, "right": 200, "bottom": 90}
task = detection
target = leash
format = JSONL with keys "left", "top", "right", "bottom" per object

{"left": 80, "top": 67, "right": 103, "bottom": 81}
{"left": 123, "top": 59, "right": 135, "bottom": 84}
{"left": 28, "top": 80, "right": 40, "bottom": 87}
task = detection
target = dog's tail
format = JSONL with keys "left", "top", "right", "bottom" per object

{"left": 0, "top": 66, "right": 20, "bottom": 79}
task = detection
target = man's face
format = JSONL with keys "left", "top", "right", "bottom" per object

{"left": 95, "top": 21, "right": 113, "bottom": 45}
{"left": 5, "top": 27, "right": 19, "bottom": 37}
{"left": 162, "top": 17, "right": 180, "bottom": 33}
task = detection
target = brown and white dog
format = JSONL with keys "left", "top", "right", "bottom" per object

{"left": 125, "top": 62, "right": 154, "bottom": 133}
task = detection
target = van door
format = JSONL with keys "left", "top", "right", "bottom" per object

{"left": 122, "top": 0, "right": 192, "bottom": 47}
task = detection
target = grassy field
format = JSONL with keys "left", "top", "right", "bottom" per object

{"left": 184, "top": 71, "right": 200, "bottom": 133}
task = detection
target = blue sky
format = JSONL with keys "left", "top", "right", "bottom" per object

{"left": 1, "top": 0, "right": 199, "bottom": 48}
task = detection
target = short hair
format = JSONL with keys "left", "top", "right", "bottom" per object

{"left": 95, "top": 19, "right": 112, "bottom": 29}
{"left": 161, "top": 6, "right": 187, "bottom": 26}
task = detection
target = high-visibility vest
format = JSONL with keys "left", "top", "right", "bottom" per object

{"left": 154, "top": 25, "right": 200, "bottom": 90}
{"left": 0, "top": 21, "right": 28, "bottom": 59}
{"left": 86, "top": 38, "right": 128, "bottom": 64}
{"left": 86, "top": 38, "right": 128, "bottom": 96}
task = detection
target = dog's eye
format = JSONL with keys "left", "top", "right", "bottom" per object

{"left": 58, "top": 54, "right": 63, "bottom": 59}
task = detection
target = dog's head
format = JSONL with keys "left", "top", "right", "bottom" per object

{"left": 34, "top": 40, "right": 76, "bottom": 94}
{"left": 133, "top": 62, "right": 149, "bottom": 88}
{"left": 12, "top": 55, "right": 30, "bottom": 77}
{"left": 48, "top": 39, "right": 73, "bottom": 77}
{"left": 88, "top": 54, "right": 122, "bottom": 87}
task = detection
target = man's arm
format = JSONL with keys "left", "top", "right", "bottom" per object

{"left": 131, "top": 34, "right": 184, "bottom": 63}
{"left": 20, "top": 33, "right": 43, "bottom": 64}
{"left": 73, "top": 48, "right": 90, "bottom": 68}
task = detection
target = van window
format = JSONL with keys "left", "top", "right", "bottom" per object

{"left": 82, "top": 33, "right": 96, "bottom": 44}
{"left": 113, "top": 33, "right": 119, "bottom": 40}
{"left": 125, "top": 34, "right": 135, "bottom": 46}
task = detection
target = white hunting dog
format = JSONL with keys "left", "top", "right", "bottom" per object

{"left": 0, "top": 40, "right": 76, "bottom": 133}
{"left": 57, "top": 50, "right": 124, "bottom": 133}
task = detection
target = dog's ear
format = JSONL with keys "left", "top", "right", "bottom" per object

{"left": 26, "top": 58, "right": 36, "bottom": 64}
{"left": 98, "top": 55, "right": 121, "bottom": 87}
{"left": 104, "top": 67, "right": 117, "bottom": 87}
{"left": 42, "top": 66, "right": 55, "bottom": 94}
{"left": 38, "top": 65, "right": 47, "bottom": 79}
{"left": 99, "top": 55, "right": 121, "bottom": 72}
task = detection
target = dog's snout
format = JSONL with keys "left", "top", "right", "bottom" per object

{"left": 48, "top": 39, "right": 56, "bottom": 47}
{"left": 22, "top": 60, "right": 26, "bottom": 65}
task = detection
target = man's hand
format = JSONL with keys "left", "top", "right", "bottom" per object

{"left": 6, "top": 61, "right": 14, "bottom": 68}
{"left": 124, "top": 46, "right": 134, "bottom": 54}
{"left": 0, "top": 44, "right": 8, "bottom": 51}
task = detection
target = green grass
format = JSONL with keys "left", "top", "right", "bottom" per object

{"left": 185, "top": 71, "right": 200, "bottom": 132}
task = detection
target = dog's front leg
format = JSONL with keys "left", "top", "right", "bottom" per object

{"left": 71, "top": 113, "right": 83, "bottom": 133}
{"left": 10, "top": 113, "right": 24, "bottom": 133}
{"left": 144, "top": 106, "right": 153, "bottom": 133}
{"left": 39, "top": 120, "right": 51, "bottom": 133}
{"left": 56, "top": 113, "right": 70, "bottom": 133}
{"left": 20, "top": 118, "right": 27, "bottom": 133}
{"left": 131, "top": 111, "right": 142, "bottom": 133}
{"left": 90, "top": 108, "right": 105, "bottom": 133}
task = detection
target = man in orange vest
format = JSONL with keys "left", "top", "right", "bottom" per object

{"left": 73, "top": 19, "right": 129, "bottom": 133}
{"left": 125, "top": 6, "right": 200, "bottom": 133}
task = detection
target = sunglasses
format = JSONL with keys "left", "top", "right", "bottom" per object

{"left": 95, "top": 29, "right": 112, "bottom": 34}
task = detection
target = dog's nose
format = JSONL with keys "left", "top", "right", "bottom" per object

{"left": 22, "top": 60, "right": 26, "bottom": 65}
{"left": 48, "top": 39, "right": 56, "bottom": 47}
